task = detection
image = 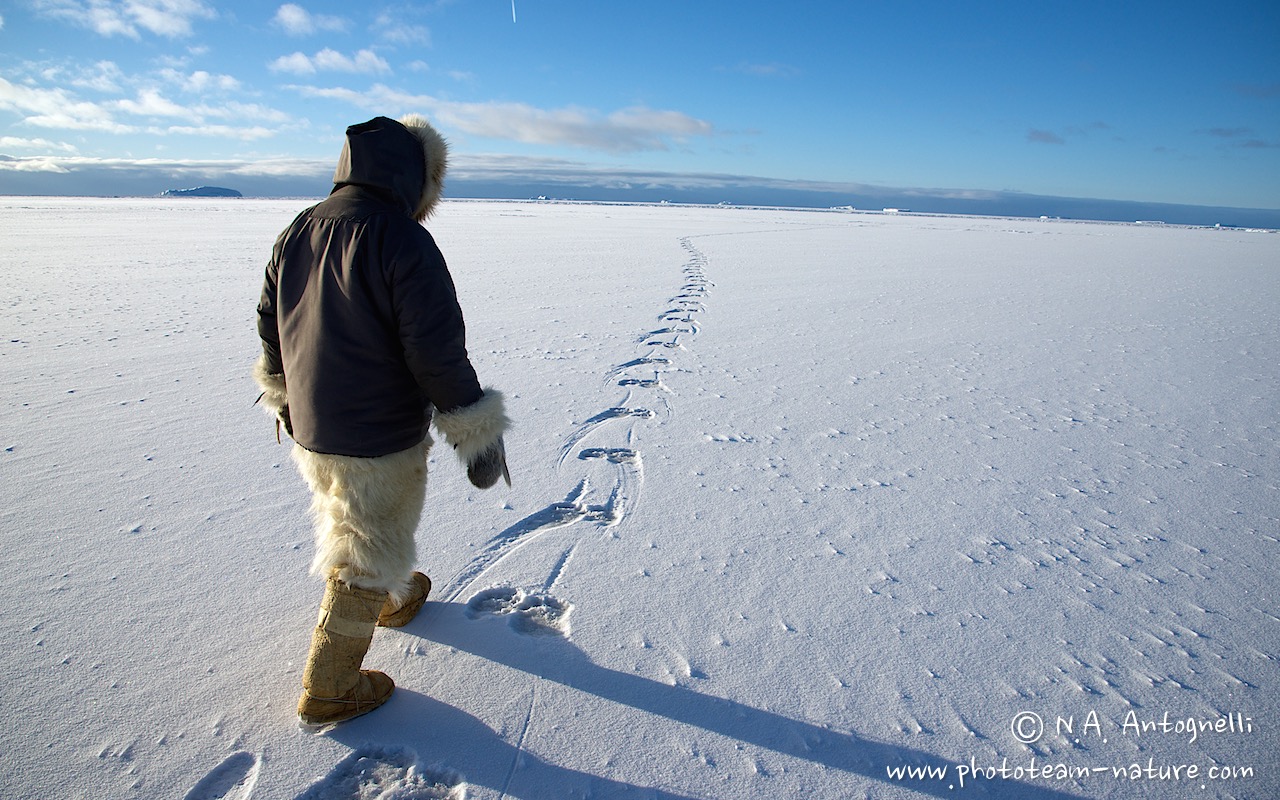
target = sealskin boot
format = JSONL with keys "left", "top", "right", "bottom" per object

{"left": 298, "top": 576, "right": 395, "bottom": 726}
{"left": 378, "top": 571, "right": 432, "bottom": 628}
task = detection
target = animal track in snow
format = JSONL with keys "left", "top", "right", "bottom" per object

{"left": 558, "top": 405, "right": 656, "bottom": 465}
{"left": 450, "top": 238, "right": 707, "bottom": 607}
{"left": 664, "top": 301, "right": 704, "bottom": 314}
{"left": 578, "top": 445, "right": 645, "bottom": 527}
{"left": 441, "top": 471, "right": 637, "bottom": 602}
{"left": 605, "top": 356, "right": 670, "bottom": 379}
{"left": 183, "top": 751, "right": 260, "bottom": 800}
{"left": 617, "top": 376, "right": 669, "bottom": 390}
{"left": 441, "top": 480, "right": 593, "bottom": 602}
{"left": 578, "top": 447, "right": 643, "bottom": 526}
{"left": 296, "top": 748, "right": 464, "bottom": 800}
{"left": 704, "top": 433, "right": 755, "bottom": 444}
{"left": 644, "top": 321, "right": 700, "bottom": 337}
{"left": 467, "top": 586, "right": 572, "bottom": 637}
{"left": 579, "top": 447, "right": 640, "bottom": 464}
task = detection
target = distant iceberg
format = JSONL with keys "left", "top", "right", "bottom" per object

{"left": 160, "top": 186, "right": 242, "bottom": 198}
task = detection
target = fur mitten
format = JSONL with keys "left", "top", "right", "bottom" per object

{"left": 433, "top": 389, "right": 512, "bottom": 488}
{"left": 253, "top": 354, "right": 292, "bottom": 439}
{"left": 468, "top": 436, "right": 511, "bottom": 488}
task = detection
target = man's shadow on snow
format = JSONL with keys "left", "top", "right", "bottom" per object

{"left": 313, "top": 689, "right": 697, "bottom": 800}
{"left": 321, "top": 601, "right": 1087, "bottom": 800}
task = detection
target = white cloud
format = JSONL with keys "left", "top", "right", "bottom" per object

{"left": 273, "top": 4, "right": 347, "bottom": 36}
{"left": 21, "top": 112, "right": 134, "bottom": 133}
{"left": 268, "top": 52, "right": 316, "bottom": 75}
{"left": 0, "top": 136, "right": 79, "bottom": 154}
{"left": 447, "top": 99, "right": 713, "bottom": 152}
{"left": 223, "top": 157, "right": 331, "bottom": 178}
{"left": 439, "top": 101, "right": 711, "bottom": 152}
{"left": 381, "top": 24, "right": 431, "bottom": 46}
{"left": 273, "top": 4, "right": 310, "bottom": 34}
{"left": 0, "top": 153, "right": 332, "bottom": 180}
{"left": 372, "top": 12, "right": 430, "bottom": 46}
{"left": 129, "top": 0, "right": 215, "bottom": 37}
{"left": 159, "top": 68, "right": 242, "bottom": 94}
{"left": 33, "top": 0, "right": 217, "bottom": 39}
{"left": 269, "top": 48, "right": 390, "bottom": 75}
{"left": 0, "top": 76, "right": 132, "bottom": 132}
{"left": 71, "top": 61, "right": 128, "bottom": 93}
{"left": 291, "top": 84, "right": 716, "bottom": 153}
{"left": 0, "top": 156, "right": 72, "bottom": 173}
{"left": 197, "top": 101, "right": 291, "bottom": 125}
{"left": 315, "top": 49, "right": 389, "bottom": 73}
{"left": 112, "top": 88, "right": 197, "bottom": 119}
{"left": 607, "top": 107, "right": 713, "bottom": 139}
{"left": 186, "top": 70, "right": 240, "bottom": 93}
{"left": 291, "top": 84, "right": 371, "bottom": 104}
{"left": 114, "top": 88, "right": 189, "bottom": 118}
{"left": 111, "top": 90, "right": 289, "bottom": 137}
{"left": 1, "top": 75, "right": 288, "bottom": 142}
{"left": 161, "top": 124, "right": 276, "bottom": 140}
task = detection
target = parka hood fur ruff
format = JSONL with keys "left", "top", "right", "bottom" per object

{"left": 331, "top": 115, "right": 448, "bottom": 221}
{"left": 398, "top": 114, "right": 449, "bottom": 221}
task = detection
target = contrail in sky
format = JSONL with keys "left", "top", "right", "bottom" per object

{"left": 512, "top": 1, "right": 517, "bottom": 23}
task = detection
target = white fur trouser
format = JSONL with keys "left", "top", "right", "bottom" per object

{"left": 291, "top": 440, "right": 430, "bottom": 605}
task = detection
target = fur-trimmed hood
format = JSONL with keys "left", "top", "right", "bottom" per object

{"left": 331, "top": 115, "right": 448, "bottom": 220}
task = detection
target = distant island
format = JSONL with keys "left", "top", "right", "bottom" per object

{"left": 160, "top": 186, "right": 242, "bottom": 198}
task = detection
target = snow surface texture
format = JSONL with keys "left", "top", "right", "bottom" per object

{"left": 2, "top": 197, "right": 1277, "bottom": 799}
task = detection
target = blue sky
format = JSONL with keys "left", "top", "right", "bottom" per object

{"left": 1, "top": 1, "right": 1277, "bottom": 210}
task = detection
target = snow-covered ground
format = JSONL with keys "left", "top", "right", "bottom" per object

{"left": 2, "top": 197, "right": 1277, "bottom": 800}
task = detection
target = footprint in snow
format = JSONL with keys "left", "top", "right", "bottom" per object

{"left": 618, "top": 376, "right": 666, "bottom": 388}
{"left": 578, "top": 447, "right": 640, "bottom": 464}
{"left": 183, "top": 751, "right": 260, "bottom": 800}
{"left": 704, "top": 433, "right": 754, "bottom": 444}
{"left": 557, "top": 406, "right": 656, "bottom": 465}
{"left": 599, "top": 405, "right": 655, "bottom": 421}
{"left": 295, "top": 747, "right": 463, "bottom": 800}
{"left": 467, "top": 587, "right": 572, "bottom": 637}
{"left": 606, "top": 356, "right": 670, "bottom": 378}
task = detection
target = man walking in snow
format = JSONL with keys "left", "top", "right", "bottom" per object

{"left": 254, "top": 114, "right": 510, "bottom": 726}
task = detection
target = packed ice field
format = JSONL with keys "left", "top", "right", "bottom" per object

{"left": 1, "top": 196, "right": 1277, "bottom": 799}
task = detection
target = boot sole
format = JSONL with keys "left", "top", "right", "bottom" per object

{"left": 298, "top": 671, "right": 395, "bottom": 726}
